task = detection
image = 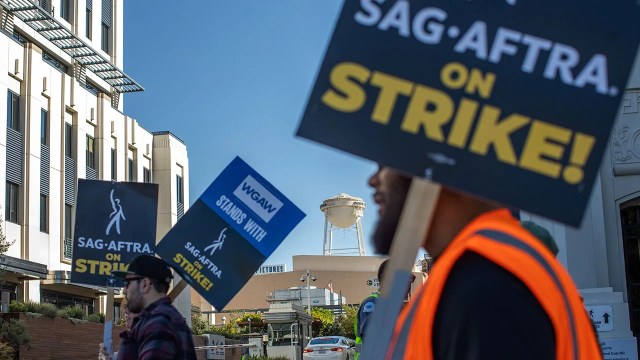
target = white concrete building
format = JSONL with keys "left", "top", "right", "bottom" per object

{"left": 0, "top": 0, "right": 189, "bottom": 317}
{"left": 519, "top": 56, "right": 640, "bottom": 356}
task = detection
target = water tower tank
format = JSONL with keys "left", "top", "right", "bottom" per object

{"left": 320, "top": 193, "right": 366, "bottom": 228}
{"left": 320, "top": 193, "right": 366, "bottom": 256}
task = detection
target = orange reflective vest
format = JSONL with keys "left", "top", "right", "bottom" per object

{"left": 386, "top": 209, "right": 601, "bottom": 360}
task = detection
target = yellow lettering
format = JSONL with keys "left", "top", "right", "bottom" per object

{"left": 447, "top": 98, "right": 479, "bottom": 148}
{"left": 173, "top": 253, "right": 183, "bottom": 264}
{"left": 321, "top": 62, "right": 370, "bottom": 112}
{"left": 466, "top": 69, "right": 496, "bottom": 99}
{"left": 563, "top": 133, "right": 596, "bottom": 184}
{"left": 185, "top": 263, "right": 194, "bottom": 274}
{"left": 88, "top": 260, "right": 100, "bottom": 274}
{"left": 440, "top": 62, "right": 468, "bottom": 90}
{"left": 469, "top": 106, "right": 530, "bottom": 165}
{"left": 75, "top": 259, "right": 87, "bottom": 273}
{"left": 99, "top": 262, "right": 110, "bottom": 275}
{"left": 401, "top": 85, "right": 453, "bottom": 142}
{"left": 520, "top": 120, "right": 571, "bottom": 178}
{"left": 370, "top": 71, "right": 414, "bottom": 124}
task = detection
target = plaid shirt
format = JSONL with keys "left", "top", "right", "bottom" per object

{"left": 117, "top": 296, "right": 197, "bottom": 360}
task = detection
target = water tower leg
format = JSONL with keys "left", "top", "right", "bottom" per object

{"left": 329, "top": 224, "right": 334, "bottom": 256}
{"left": 356, "top": 217, "right": 366, "bottom": 256}
{"left": 323, "top": 218, "right": 329, "bottom": 256}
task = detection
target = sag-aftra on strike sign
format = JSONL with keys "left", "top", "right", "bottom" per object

{"left": 298, "top": 0, "right": 640, "bottom": 226}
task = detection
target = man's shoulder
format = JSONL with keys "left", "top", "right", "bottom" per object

{"left": 359, "top": 294, "right": 378, "bottom": 314}
{"left": 138, "top": 300, "right": 187, "bottom": 332}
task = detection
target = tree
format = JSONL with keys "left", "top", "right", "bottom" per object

{"left": 336, "top": 305, "right": 357, "bottom": 340}
{"left": 311, "top": 308, "right": 335, "bottom": 337}
{"left": 191, "top": 312, "right": 209, "bottom": 335}
{"left": 0, "top": 209, "right": 15, "bottom": 284}
{"left": 235, "top": 313, "right": 264, "bottom": 334}
{"left": 0, "top": 208, "right": 24, "bottom": 360}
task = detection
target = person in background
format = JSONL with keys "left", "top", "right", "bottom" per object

{"left": 98, "top": 301, "right": 139, "bottom": 360}
{"left": 521, "top": 220, "right": 560, "bottom": 256}
{"left": 113, "top": 255, "right": 197, "bottom": 360}
{"left": 367, "top": 166, "right": 600, "bottom": 359}
{"left": 354, "top": 259, "right": 387, "bottom": 360}
{"left": 354, "top": 259, "right": 415, "bottom": 360}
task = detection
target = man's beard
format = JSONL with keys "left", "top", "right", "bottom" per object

{"left": 372, "top": 176, "right": 412, "bottom": 255}
{"left": 127, "top": 293, "right": 144, "bottom": 314}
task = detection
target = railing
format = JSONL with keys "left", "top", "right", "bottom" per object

{"left": 0, "top": 0, "right": 143, "bottom": 93}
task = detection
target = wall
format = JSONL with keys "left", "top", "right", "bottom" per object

{"left": 4, "top": 313, "right": 225, "bottom": 360}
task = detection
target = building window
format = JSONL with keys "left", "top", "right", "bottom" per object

{"left": 128, "top": 157, "right": 135, "bottom": 182}
{"left": 42, "top": 52, "right": 69, "bottom": 73}
{"left": 41, "top": 109, "right": 48, "bottom": 145}
{"left": 6, "top": 91, "right": 19, "bottom": 132}
{"left": 143, "top": 167, "right": 151, "bottom": 183}
{"left": 42, "top": 290, "right": 94, "bottom": 315}
{"left": 85, "top": 1, "right": 92, "bottom": 39}
{"left": 60, "top": 0, "right": 72, "bottom": 23}
{"left": 176, "top": 175, "right": 184, "bottom": 204}
{"left": 86, "top": 135, "right": 95, "bottom": 170}
{"left": 65, "top": 123, "right": 73, "bottom": 157}
{"left": 40, "top": 195, "right": 48, "bottom": 233}
{"left": 101, "top": 0, "right": 111, "bottom": 54}
{"left": 101, "top": 23, "right": 110, "bottom": 54}
{"left": 11, "top": 32, "right": 26, "bottom": 45}
{"left": 5, "top": 182, "right": 19, "bottom": 224}
{"left": 64, "top": 204, "right": 73, "bottom": 261}
{"left": 111, "top": 148, "right": 117, "bottom": 181}
{"left": 39, "top": 0, "right": 52, "bottom": 12}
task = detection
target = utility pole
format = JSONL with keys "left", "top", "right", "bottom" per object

{"left": 300, "top": 270, "right": 316, "bottom": 315}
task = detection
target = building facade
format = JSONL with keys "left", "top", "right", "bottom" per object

{"left": 194, "top": 255, "right": 427, "bottom": 326}
{"left": 0, "top": 0, "right": 189, "bottom": 317}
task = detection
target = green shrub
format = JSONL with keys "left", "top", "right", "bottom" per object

{"left": 24, "top": 301, "right": 41, "bottom": 314}
{"left": 0, "top": 341, "right": 15, "bottom": 360}
{"left": 37, "top": 303, "right": 59, "bottom": 319}
{"left": 59, "top": 305, "right": 85, "bottom": 320}
{"left": 191, "top": 313, "right": 208, "bottom": 335}
{"left": 8, "top": 301, "right": 26, "bottom": 313}
{"left": 87, "top": 313, "right": 105, "bottom": 323}
{"left": 208, "top": 323, "right": 241, "bottom": 339}
{"left": 0, "top": 318, "right": 31, "bottom": 353}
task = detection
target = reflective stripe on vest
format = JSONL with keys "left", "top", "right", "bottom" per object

{"left": 387, "top": 227, "right": 601, "bottom": 360}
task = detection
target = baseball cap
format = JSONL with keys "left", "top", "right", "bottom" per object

{"left": 521, "top": 221, "right": 559, "bottom": 256}
{"left": 112, "top": 255, "right": 173, "bottom": 284}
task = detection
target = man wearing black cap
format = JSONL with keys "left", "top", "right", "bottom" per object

{"left": 113, "top": 254, "right": 197, "bottom": 360}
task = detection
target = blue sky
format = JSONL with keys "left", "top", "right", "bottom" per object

{"left": 122, "top": 1, "right": 381, "bottom": 268}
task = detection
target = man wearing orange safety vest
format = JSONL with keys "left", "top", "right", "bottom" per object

{"left": 368, "top": 166, "right": 601, "bottom": 360}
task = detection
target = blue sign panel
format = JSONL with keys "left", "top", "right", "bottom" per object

{"left": 297, "top": 0, "right": 640, "bottom": 226}
{"left": 71, "top": 180, "right": 159, "bottom": 288}
{"left": 156, "top": 157, "right": 305, "bottom": 310}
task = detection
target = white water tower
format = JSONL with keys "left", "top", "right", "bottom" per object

{"left": 320, "top": 193, "right": 366, "bottom": 256}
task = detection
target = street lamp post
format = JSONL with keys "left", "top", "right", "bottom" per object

{"left": 300, "top": 270, "right": 316, "bottom": 315}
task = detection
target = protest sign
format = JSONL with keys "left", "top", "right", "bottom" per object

{"left": 156, "top": 156, "right": 305, "bottom": 310}
{"left": 297, "top": 0, "right": 640, "bottom": 226}
{"left": 71, "top": 180, "right": 158, "bottom": 288}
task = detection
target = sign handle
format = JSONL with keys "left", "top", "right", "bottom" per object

{"left": 360, "top": 177, "right": 441, "bottom": 359}
{"left": 102, "top": 286, "right": 115, "bottom": 358}
{"left": 168, "top": 278, "right": 188, "bottom": 302}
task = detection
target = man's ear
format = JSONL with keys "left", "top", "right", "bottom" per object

{"left": 140, "top": 278, "right": 152, "bottom": 294}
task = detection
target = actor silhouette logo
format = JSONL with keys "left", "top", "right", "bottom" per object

{"left": 106, "top": 189, "right": 126, "bottom": 236}
{"left": 233, "top": 175, "right": 283, "bottom": 222}
{"left": 204, "top": 227, "right": 227, "bottom": 255}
